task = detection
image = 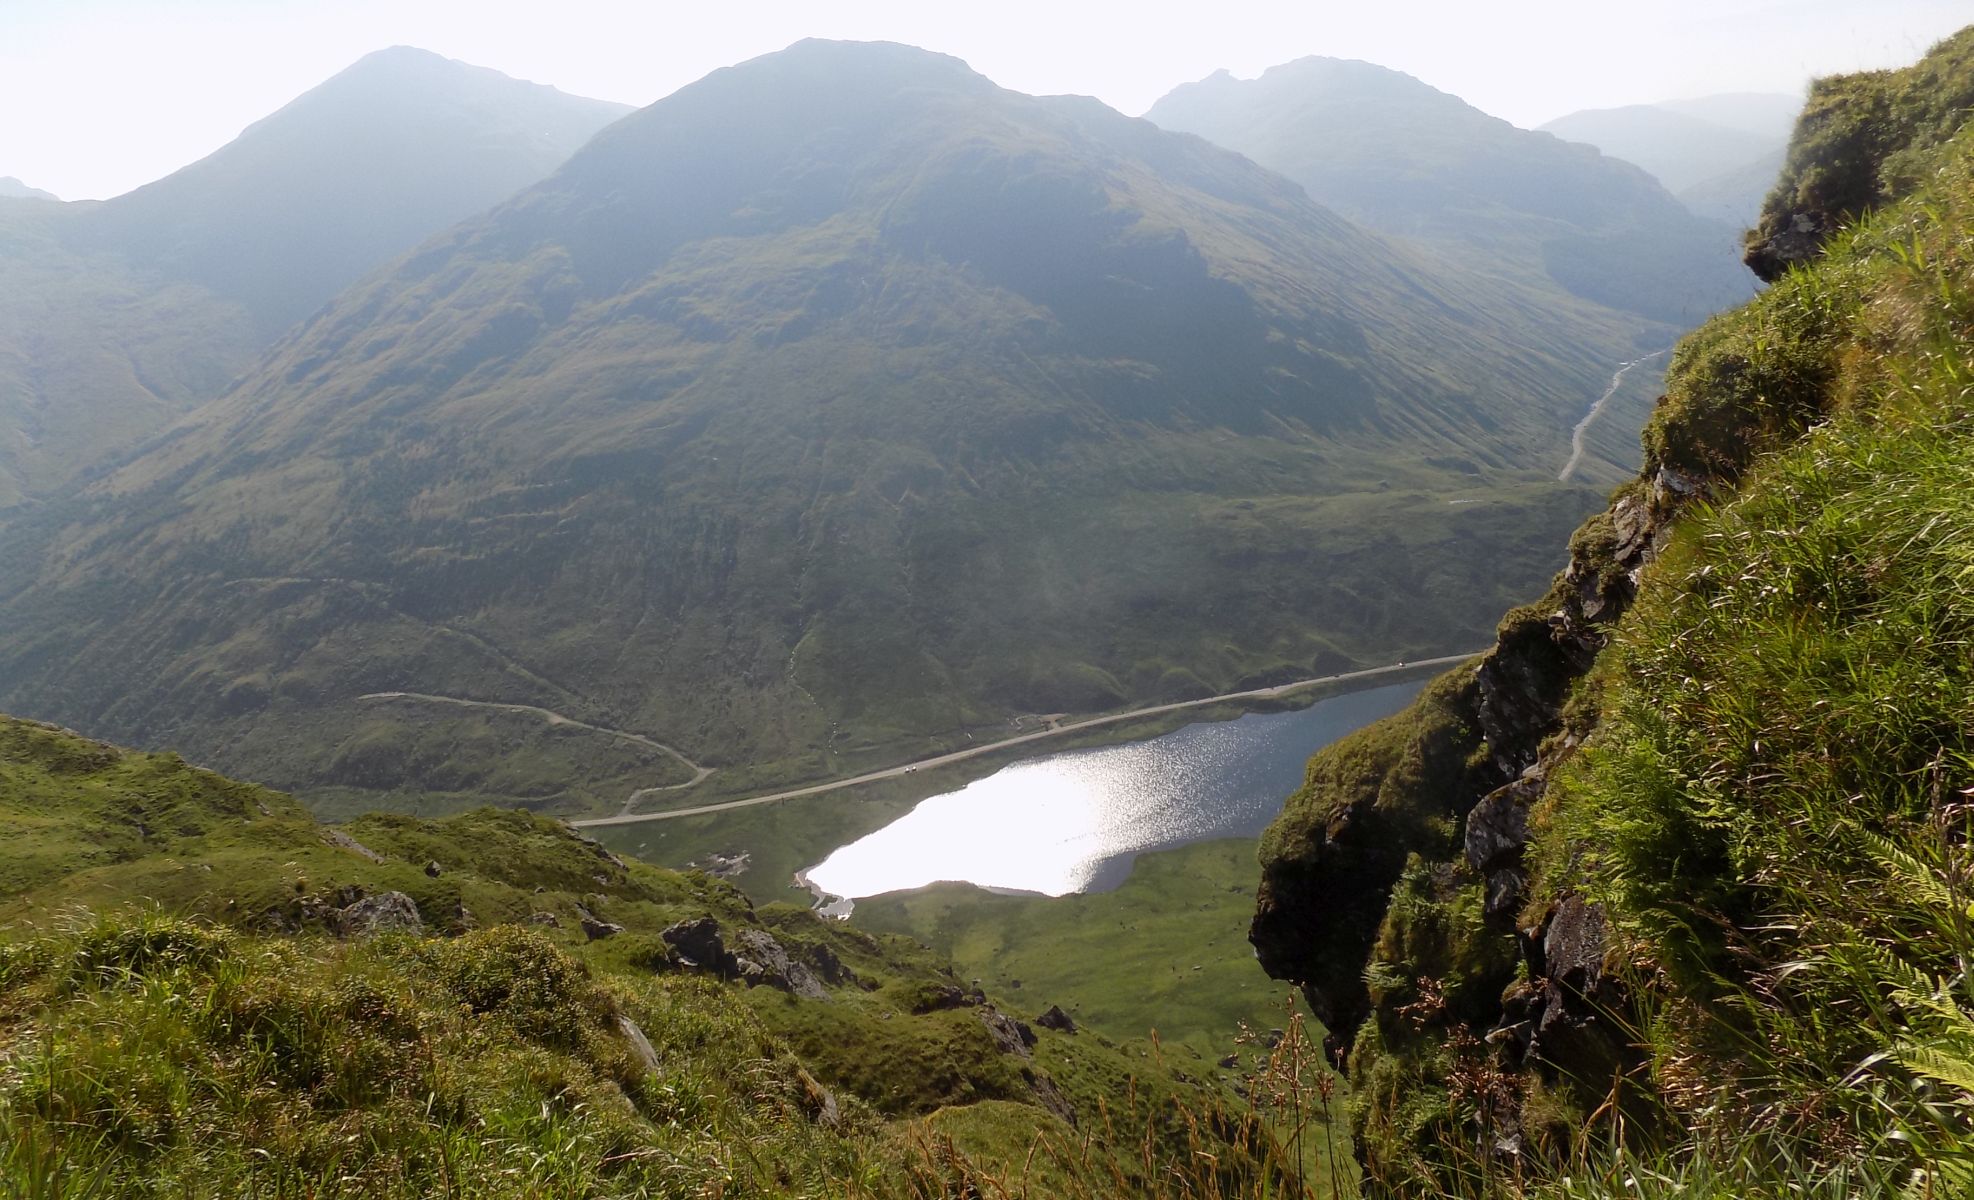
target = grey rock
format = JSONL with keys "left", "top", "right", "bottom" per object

{"left": 423, "top": 860, "right": 443, "bottom": 878}
{"left": 1465, "top": 772, "right": 1544, "bottom": 927}
{"left": 526, "top": 911, "right": 561, "bottom": 928}
{"left": 731, "top": 928, "right": 827, "bottom": 999}
{"left": 581, "top": 915, "right": 624, "bottom": 941}
{"left": 336, "top": 891, "right": 423, "bottom": 937}
{"left": 617, "top": 1016, "right": 661, "bottom": 1076}
{"left": 976, "top": 1006, "right": 1037, "bottom": 1057}
{"left": 321, "top": 828, "right": 384, "bottom": 863}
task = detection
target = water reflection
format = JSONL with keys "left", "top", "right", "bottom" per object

{"left": 804, "top": 679, "right": 1425, "bottom": 904}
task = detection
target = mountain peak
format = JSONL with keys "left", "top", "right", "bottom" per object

{"left": 0, "top": 176, "right": 58, "bottom": 202}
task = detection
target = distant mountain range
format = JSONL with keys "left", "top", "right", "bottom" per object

{"left": 0, "top": 47, "right": 627, "bottom": 509}
{"left": 0, "top": 177, "right": 58, "bottom": 201}
{"left": 0, "top": 39, "right": 1670, "bottom": 819}
{"left": 1145, "top": 58, "right": 1756, "bottom": 326}
{"left": 1539, "top": 92, "right": 1802, "bottom": 226}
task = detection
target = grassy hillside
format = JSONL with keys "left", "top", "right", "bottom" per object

{"left": 852, "top": 839, "right": 1298, "bottom": 1066}
{"left": 1249, "top": 25, "right": 1974, "bottom": 1197}
{"left": 0, "top": 713, "right": 1346, "bottom": 1197}
{"left": 0, "top": 40, "right": 1648, "bottom": 823}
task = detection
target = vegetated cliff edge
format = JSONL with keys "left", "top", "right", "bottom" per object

{"left": 1252, "top": 25, "right": 1974, "bottom": 1195}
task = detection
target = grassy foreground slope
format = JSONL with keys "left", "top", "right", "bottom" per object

{"left": 0, "top": 714, "right": 1344, "bottom": 1198}
{"left": 1249, "top": 26, "right": 1974, "bottom": 1197}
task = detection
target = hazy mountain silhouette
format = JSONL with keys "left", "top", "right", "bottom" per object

{"left": 1146, "top": 58, "right": 1756, "bottom": 325}
{"left": 0, "top": 177, "right": 58, "bottom": 201}
{"left": 0, "top": 40, "right": 1645, "bottom": 815}
{"left": 1540, "top": 94, "right": 1797, "bottom": 197}
{"left": 0, "top": 47, "right": 628, "bottom": 509}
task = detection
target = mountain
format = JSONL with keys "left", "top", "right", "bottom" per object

{"left": 1676, "top": 144, "right": 1785, "bottom": 226}
{"left": 1655, "top": 91, "right": 1804, "bottom": 139}
{"left": 0, "top": 48, "right": 628, "bottom": 511}
{"left": 1145, "top": 58, "right": 1755, "bottom": 326}
{"left": 0, "top": 176, "right": 58, "bottom": 200}
{"left": 0, "top": 39, "right": 1650, "bottom": 822}
{"left": 1252, "top": 27, "right": 1974, "bottom": 1194}
{"left": 70, "top": 46, "right": 632, "bottom": 338}
{"left": 1540, "top": 96, "right": 1796, "bottom": 194}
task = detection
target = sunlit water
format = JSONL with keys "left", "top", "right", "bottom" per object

{"left": 803, "top": 679, "right": 1426, "bottom": 907}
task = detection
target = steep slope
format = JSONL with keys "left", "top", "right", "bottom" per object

{"left": 0, "top": 39, "right": 1644, "bottom": 821}
{"left": 0, "top": 714, "right": 1321, "bottom": 1196}
{"left": 1144, "top": 58, "right": 1755, "bottom": 326}
{"left": 1251, "top": 26, "right": 1974, "bottom": 1196}
{"left": 1539, "top": 100, "right": 1789, "bottom": 194}
{"left": 0, "top": 48, "right": 628, "bottom": 511}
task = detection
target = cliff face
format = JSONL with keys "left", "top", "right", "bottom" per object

{"left": 1254, "top": 25, "right": 1974, "bottom": 1194}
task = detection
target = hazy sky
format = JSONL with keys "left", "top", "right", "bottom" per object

{"left": 5, "top": 0, "right": 1969, "bottom": 201}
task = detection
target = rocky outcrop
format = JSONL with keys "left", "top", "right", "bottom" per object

{"left": 1254, "top": 480, "right": 1682, "bottom": 1065}
{"left": 1250, "top": 669, "right": 1498, "bottom": 1051}
{"left": 977, "top": 1007, "right": 1038, "bottom": 1057}
{"left": 1464, "top": 772, "right": 1542, "bottom": 929}
{"left": 658, "top": 918, "right": 829, "bottom": 998}
{"left": 731, "top": 929, "right": 827, "bottom": 999}
{"left": 1744, "top": 210, "right": 1836, "bottom": 282}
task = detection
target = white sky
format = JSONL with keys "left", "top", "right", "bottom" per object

{"left": 4, "top": 0, "right": 1969, "bottom": 201}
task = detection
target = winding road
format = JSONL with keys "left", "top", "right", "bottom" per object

{"left": 356, "top": 691, "right": 714, "bottom": 790}
{"left": 1558, "top": 349, "right": 1671, "bottom": 483}
{"left": 568, "top": 651, "right": 1481, "bottom": 829}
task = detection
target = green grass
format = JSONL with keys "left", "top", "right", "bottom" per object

{"left": 852, "top": 839, "right": 1301, "bottom": 1066}
{"left": 0, "top": 711, "right": 1352, "bottom": 1197}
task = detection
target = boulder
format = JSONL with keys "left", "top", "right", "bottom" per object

{"left": 423, "top": 860, "right": 443, "bottom": 878}
{"left": 1035, "top": 1004, "right": 1077, "bottom": 1034}
{"left": 581, "top": 915, "right": 624, "bottom": 941}
{"left": 915, "top": 983, "right": 975, "bottom": 1013}
{"left": 526, "top": 911, "right": 561, "bottom": 928}
{"left": 335, "top": 891, "right": 423, "bottom": 937}
{"left": 661, "top": 917, "right": 738, "bottom": 973}
{"left": 617, "top": 1016, "right": 662, "bottom": 1076}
